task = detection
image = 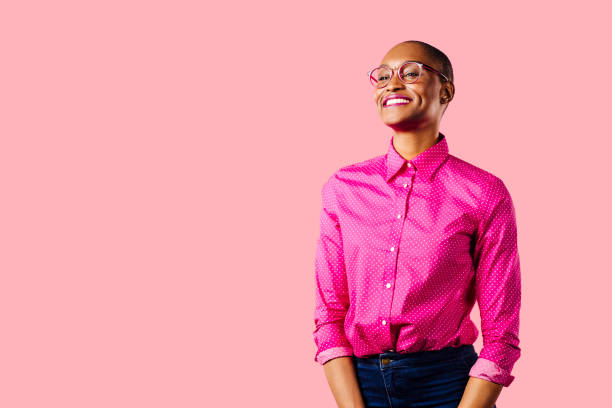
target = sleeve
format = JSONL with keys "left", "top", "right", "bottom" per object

{"left": 312, "top": 175, "right": 354, "bottom": 365}
{"left": 469, "top": 177, "right": 522, "bottom": 387}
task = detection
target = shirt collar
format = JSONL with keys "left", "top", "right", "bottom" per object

{"left": 385, "top": 132, "right": 449, "bottom": 183}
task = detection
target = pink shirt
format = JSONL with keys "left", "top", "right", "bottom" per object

{"left": 312, "top": 133, "right": 521, "bottom": 387}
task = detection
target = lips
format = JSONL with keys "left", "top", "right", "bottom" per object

{"left": 382, "top": 93, "right": 412, "bottom": 107}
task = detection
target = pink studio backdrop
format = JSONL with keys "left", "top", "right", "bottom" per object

{"left": 1, "top": 1, "right": 610, "bottom": 407}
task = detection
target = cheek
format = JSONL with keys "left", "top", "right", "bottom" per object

{"left": 424, "top": 87, "right": 440, "bottom": 102}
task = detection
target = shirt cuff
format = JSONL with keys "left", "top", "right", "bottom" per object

{"left": 315, "top": 346, "right": 354, "bottom": 365}
{"left": 468, "top": 357, "right": 515, "bottom": 387}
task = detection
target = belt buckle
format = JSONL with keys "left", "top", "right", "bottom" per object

{"left": 381, "top": 348, "right": 395, "bottom": 365}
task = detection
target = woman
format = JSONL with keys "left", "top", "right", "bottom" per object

{"left": 312, "top": 40, "right": 520, "bottom": 408}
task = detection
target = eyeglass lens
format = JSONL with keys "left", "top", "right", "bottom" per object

{"left": 370, "top": 62, "right": 421, "bottom": 88}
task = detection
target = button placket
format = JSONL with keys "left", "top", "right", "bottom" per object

{"left": 379, "top": 171, "right": 413, "bottom": 349}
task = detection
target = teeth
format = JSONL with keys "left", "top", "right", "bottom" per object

{"left": 385, "top": 98, "right": 411, "bottom": 106}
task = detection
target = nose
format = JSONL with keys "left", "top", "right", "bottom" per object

{"left": 385, "top": 69, "right": 405, "bottom": 90}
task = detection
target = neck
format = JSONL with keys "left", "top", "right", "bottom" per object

{"left": 391, "top": 123, "right": 441, "bottom": 161}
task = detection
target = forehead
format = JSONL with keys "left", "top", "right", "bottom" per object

{"left": 379, "top": 43, "right": 438, "bottom": 70}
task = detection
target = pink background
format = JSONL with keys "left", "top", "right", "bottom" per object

{"left": 1, "top": 1, "right": 610, "bottom": 406}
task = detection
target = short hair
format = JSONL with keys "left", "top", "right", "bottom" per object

{"left": 398, "top": 40, "right": 454, "bottom": 84}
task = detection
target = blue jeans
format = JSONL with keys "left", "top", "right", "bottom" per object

{"left": 352, "top": 344, "right": 497, "bottom": 408}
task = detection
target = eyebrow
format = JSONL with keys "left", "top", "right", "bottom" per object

{"left": 379, "top": 60, "right": 423, "bottom": 68}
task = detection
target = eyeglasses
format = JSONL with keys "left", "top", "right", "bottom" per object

{"left": 367, "top": 61, "right": 450, "bottom": 88}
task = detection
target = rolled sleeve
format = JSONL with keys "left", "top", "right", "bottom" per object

{"left": 313, "top": 176, "right": 353, "bottom": 365}
{"left": 469, "top": 177, "right": 522, "bottom": 387}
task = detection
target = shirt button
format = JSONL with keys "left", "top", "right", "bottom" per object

{"left": 382, "top": 320, "right": 387, "bottom": 325}
{"left": 397, "top": 214, "right": 401, "bottom": 218}
{"left": 403, "top": 183, "right": 408, "bottom": 188}
{"left": 390, "top": 246, "right": 395, "bottom": 252}
{"left": 386, "top": 283, "right": 391, "bottom": 288}
{"left": 407, "top": 163, "right": 412, "bottom": 168}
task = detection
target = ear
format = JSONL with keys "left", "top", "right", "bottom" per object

{"left": 440, "top": 81, "right": 455, "bottom": 104}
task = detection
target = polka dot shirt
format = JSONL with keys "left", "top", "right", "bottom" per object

{"left": 313, "top": 132, "right": 521, "bottom": 387}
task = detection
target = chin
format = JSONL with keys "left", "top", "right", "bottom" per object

{"left": 381, "top": 115, "right": 415, "bottom": 124}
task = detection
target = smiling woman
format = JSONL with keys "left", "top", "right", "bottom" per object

{"left": 313, "top": 40, "right": 518, "bottom": 408}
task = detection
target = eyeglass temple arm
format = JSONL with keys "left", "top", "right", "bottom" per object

{"left": 421, "top": 65, "right": 450, "bottom": 82}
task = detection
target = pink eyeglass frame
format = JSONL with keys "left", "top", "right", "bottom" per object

{"left": 367, "top": 60, "right": 451, "bottom": 88}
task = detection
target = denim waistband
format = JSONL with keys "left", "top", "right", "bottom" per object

{"left": 354, "top": 344, "right": 474, "bottom": 364}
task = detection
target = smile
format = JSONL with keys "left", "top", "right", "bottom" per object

{"left": 383, "top": 98, "right": 411, "bottom": 107}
